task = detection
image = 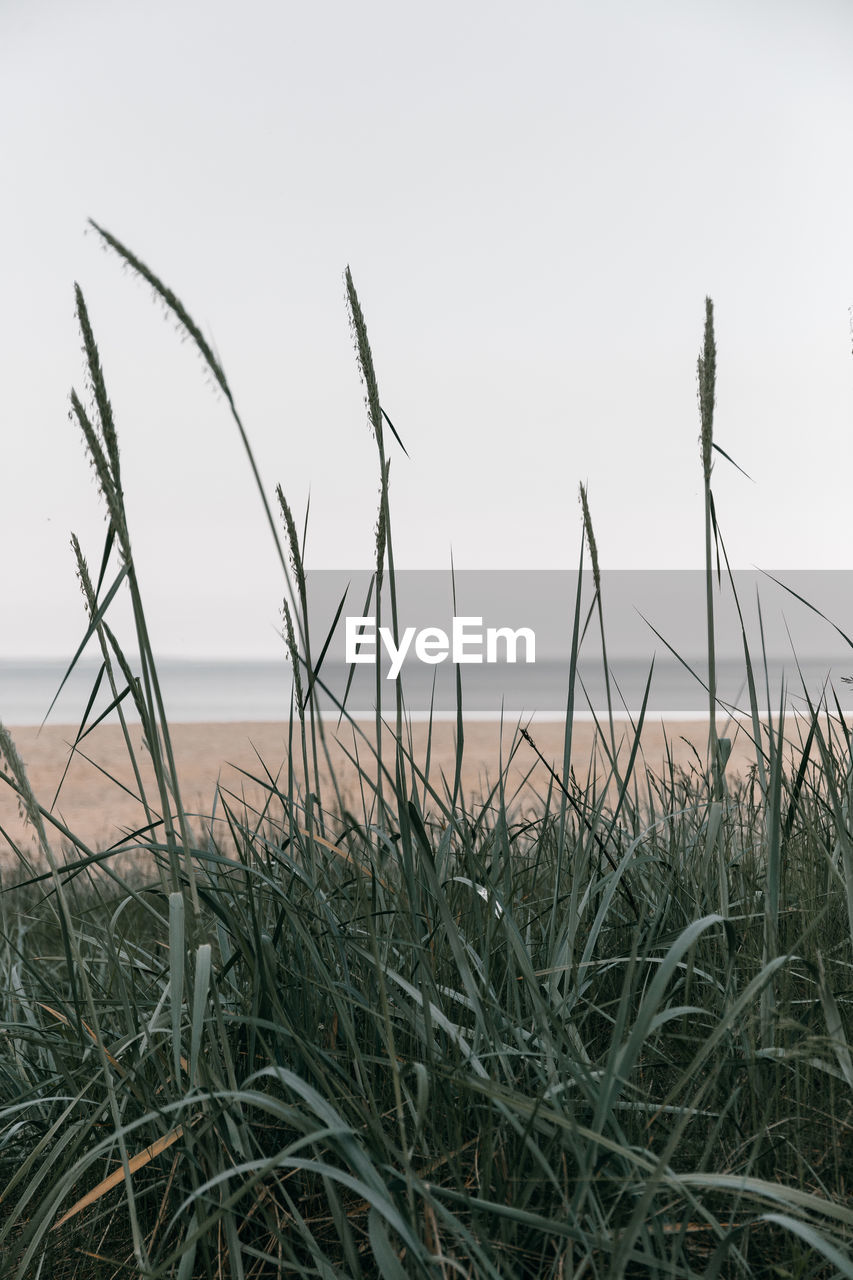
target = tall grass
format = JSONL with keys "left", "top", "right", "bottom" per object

{"left": 1, "top": 235, "right": 853, "bottom": 1278}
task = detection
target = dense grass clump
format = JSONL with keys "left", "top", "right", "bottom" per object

{"left": 2, "top": 231, "right": 853, "bottom": 1278}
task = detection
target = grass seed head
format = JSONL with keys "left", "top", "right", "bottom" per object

{"left": 0, "top": 723, "right": 50, "bottom": 847}
{"left": 276, "top": 485, "right": 306, "bottom": 606}
{"left": 69, "top": 389, "right": 130, "bottom": 560}
{"left": 71, "top": 533, "right": 95, "bottom": 615}
{"left": 282, "top": 597, "right": 304, "bottom": 715}
{"left": 345, "top": 266, "right": 384, "bottom": 449}
{"left": 89, "top": 220, "right": 232, "bottom": 406}
{"left": 579, "top": 482, "right": 601, "bottom": 595}
{"left": 697, "top": 295, "right": 716, "bottom": 484}
{"left": 375, "top": 461, "right": 389, "bottom": 589}
{"left": 75, "top": 284, "right": 121, "bottom": 485}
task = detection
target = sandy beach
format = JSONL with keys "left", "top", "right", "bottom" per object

{"left": 0, "top": 714, "right": 786, "bottom": 865}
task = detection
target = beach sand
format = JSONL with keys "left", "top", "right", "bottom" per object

{"left": 0, "top": 714, "right": 788, "bottom": 866}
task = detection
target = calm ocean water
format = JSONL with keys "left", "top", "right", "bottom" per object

{"left": 2, "top": 655, "right": 852, "bottom": 726}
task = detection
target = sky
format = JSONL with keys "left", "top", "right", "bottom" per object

{"left": 2, "top": 0, "right": 852, "bottom": 660}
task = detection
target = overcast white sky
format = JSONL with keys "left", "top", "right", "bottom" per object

{"left": 2, "top": 0, "right": 852, "bottom": 659}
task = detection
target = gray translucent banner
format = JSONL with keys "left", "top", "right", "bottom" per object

{"left": 298, "top": 569, "right": 853, "bottom": 719}
{"left": 3, "top": 571, "right": 852, "bottom": 724}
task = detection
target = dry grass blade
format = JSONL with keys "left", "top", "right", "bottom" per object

{"left": 295, "top": 824, "right": 390, "bottom": 888}
{"left": 36, "top": 1002, "right": 124, "bottom": 1075}
{"left": 53, "top": 1125, "right": 185, "bottom": 1230}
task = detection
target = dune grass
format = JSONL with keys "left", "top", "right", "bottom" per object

{"left": 1, "top": 235, "right": 853, "bottom": 1278}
